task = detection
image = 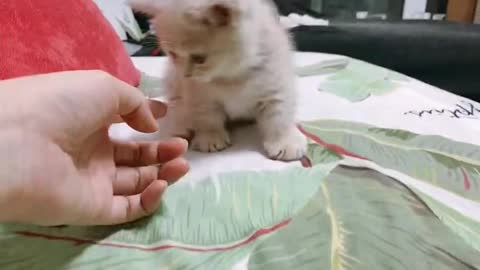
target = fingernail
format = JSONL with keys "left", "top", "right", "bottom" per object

{"left": 172, "top": 157, "right": 189, "bottom": 171}
{"left": 148, "top": 110, "right": 159, "bottom": 131}
{"left": 153, "top": 180, "right": 168, "bottom": 207}
{"left": 159, "top": 180, "right": 168, "bottom": 189}
{"left": 150, "top": 100, "right": 168, "bottom": 117}
{"left": 151, "top": 119, "right": 159, "bottom": 130}
{"left": 174, "top": 137, "right": 189, "bottom": 149}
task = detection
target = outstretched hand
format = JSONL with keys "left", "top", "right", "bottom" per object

{"left": 0, "top": 70, "right": 189, "bottom": 226}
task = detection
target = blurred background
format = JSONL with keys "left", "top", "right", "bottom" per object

{"left": 94, "top": 0, "right": 480, "bottom": 100}
{"left": 275, "top": 0, "right": 478, "bottom": 23}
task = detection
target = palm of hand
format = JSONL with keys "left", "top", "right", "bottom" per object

{"left": 0, "top": 71, "right": 189, "bottom": 226}
{"left": 54, "top": 129, "right": 118, "bottom": 225}
{"left": 12, "top": 128, "right": 113, "bottom": 225}
{"left": 21, "top": 126, "right": 188, "bottom": 226}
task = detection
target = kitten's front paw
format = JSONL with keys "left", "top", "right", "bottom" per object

{"left": 192, "top": 129, "right": 232, "bottom": 153}
{"left": 264, "top": 128, "right": 307, "bottom": 161}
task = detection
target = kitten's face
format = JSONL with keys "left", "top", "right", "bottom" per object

{"left": 150, "top": 3, "right": 241, "bottom": 82}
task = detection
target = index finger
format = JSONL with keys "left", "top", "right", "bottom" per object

{"left": 114, "top": 138, "right": 188, "bottom": 166}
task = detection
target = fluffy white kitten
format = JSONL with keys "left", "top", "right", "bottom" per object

{"left": 130, "top": 0, "right": 307, "bottom": 161}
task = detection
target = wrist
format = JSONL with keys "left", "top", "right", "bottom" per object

{"left": 0, "top": 128, "right": 27, "bottom": 223}
{"left": 0, "top": 76, "right": 36, "bottom": 121}
{"left": 0, "top": 79, "right": 48, "bottom": 224}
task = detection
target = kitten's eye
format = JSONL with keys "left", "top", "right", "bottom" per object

{"left": 190, "top": 54, "right": 207, "bottom": 65}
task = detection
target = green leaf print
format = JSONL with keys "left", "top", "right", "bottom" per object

{"left": 307, "top": 143, "right": 343, "bottom": 166}
{"left": 414, "top": 189, "right": 480, "bottom": 253}
{"left": 295, "top": 58, "right": 350, "bottom": 77}
{"left": 321, "top": 79, "right": 372, "bottom": 102}
{"left": 0, "top": 165, "right": 337, "bottom": 270}
{"left": 2, "top": 117, "right": 480, "bottom": 270}
{"left": 300, "top": 119, "right": 480, "bottom": 256}
{"left": 301, "top": 120, "right": 480, "bottom": 201}
{"left": 317, "top": 59, "right": 409, "bottom": 102}
{"left": 248, "top": 166, "right": 480, "bottom": 270}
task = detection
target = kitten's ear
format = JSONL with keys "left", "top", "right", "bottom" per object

{"left": 184, "top": 2, "right": 239, "bottom": 28}
{"left": 206, "top": 3, "right": 238, "bottom": 27}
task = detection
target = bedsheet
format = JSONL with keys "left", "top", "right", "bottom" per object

{"left": 1, "top": 53, "right": 479, "bottom": 269}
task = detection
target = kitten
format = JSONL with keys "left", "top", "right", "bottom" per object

{"left": 130, "top": 0, "right": 307, "bottom": 161}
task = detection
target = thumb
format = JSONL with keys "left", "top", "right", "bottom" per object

{"left": 106, "top": 75, "right": 160, "bottom": 133}
{"left": 112, "top": 99, "right": 167, "bottom": 124}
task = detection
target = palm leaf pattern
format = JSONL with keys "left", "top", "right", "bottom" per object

{"left": 0, "top": 120, "right": 479, "bottom": 269}
{"left": 0, "top": 166, "right": 335, "bottom": 269}
{"left": 298, "top": 58, "right": 409, "bottom": 102}
{"left": 249, "top": 167, "right": 480, "bottom": 270}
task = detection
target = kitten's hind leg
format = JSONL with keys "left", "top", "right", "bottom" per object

{"left": 257, "top": 100, "right": 307, "bottom": 161}
{"left": 191, "top": 106, "right": 232, "bottom": 153}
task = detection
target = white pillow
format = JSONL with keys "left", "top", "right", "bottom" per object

{"left": 93, "top": 0, "right": 145, "bottom": 41}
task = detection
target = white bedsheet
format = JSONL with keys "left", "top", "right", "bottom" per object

{"left": 110, "top": 53, "right": 480, "bottom": 185}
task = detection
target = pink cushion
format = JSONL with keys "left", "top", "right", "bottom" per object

{"left": 0, "top": 0, "right": 140, "bottom": 86}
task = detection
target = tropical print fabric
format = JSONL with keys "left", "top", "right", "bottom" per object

{"left": 1, "top": 53, "right": 479, "bottom": 269}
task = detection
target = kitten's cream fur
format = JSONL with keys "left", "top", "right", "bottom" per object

{"left": 131, "top": 0, "right": 307, "bottom": 161}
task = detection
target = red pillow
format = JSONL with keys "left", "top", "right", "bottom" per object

{"left": 0, "top": 0, "right": 140, "bottom": 86}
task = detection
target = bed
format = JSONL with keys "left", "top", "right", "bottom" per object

{"left": 1, "top": 52, "right": 479, "bottom": 269}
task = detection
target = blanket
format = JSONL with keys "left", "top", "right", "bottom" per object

{"left": 1, "top": 52, "right": 479, "bottom": 270}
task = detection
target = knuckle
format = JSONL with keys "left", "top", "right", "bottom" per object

{"left": 89, "top": 199, "right": 109, "bottom": 222}
{"left": 88, "top": 70, "right": 118, "bottom": 103}
{"left": 88, "top": 70, "right": 115, "bottom": 88}
{"left": 134, "top": 167, "right": 143, "bottom": 192}
{"left": 146, "top": 166, "right": 160, "bottom": 182}
{"left": 125, "top": 197, "right": 134, "bottom": 221}
{"left": 88, "top": 69, "right": 110, "bottom": 78}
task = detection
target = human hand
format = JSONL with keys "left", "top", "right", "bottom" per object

{"left": 0, "top": 70, "right": 189, "bottom": 226}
